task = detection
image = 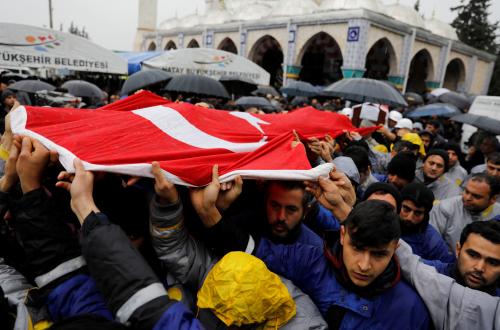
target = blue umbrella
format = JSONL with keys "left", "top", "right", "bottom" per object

{"left": 406, "top": 103, "right": 460, "bottom": 118}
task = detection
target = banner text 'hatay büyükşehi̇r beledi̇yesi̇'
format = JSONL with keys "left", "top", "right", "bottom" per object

{"left": 0, "top": 51, "right": 108, "bottom": 69}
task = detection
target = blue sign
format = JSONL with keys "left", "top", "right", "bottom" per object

{"left": 347, "top": 27, "right": 360, "bottom": 42}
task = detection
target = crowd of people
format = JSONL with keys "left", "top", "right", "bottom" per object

{"left": 0, "top": 70, "right": 499, "bottom": 330}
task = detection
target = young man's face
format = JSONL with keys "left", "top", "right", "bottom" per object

{"left": 367, "top": 191, "right": 397, "bottom": 210}
{"left": 340, "top": 227, "right": 398, "bottom": 287}
{"left": 420, "top": 134, "right": 432, "bottom": 150}
{"left": 462, "top": 180, "right": 495, "bottom": 212}
{"left": 447, "top": 150, "right": 458, "bottom": 167}
{"left": 456, "top": 233, "right": 500, "bottom": 290}
{"left": 486, "top": 161, "right": 500, "bottom": 178}
{"left": 3, "top": 95, "right": 16, "bottom": 108}
{"left": 425, "top": 124, "right": 438, "bottom": 135}
{"left": 399, "top": 200, "right": 426, "bottom": 225}
{"left": 423, "top": 155, "right": 445, "bottom": 180}
{"left": 265, "top": 183, "right": 304, "bottom": 238}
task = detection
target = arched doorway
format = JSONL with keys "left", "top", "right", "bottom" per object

{"left": 407, "top": 49, "right": 434, "bottom": 93}
{"left": 364, "top": 38, "right": 397, "bottom": 80}
{"left": 147, "top": 42, "right": 157, "bottom": 51}
{"left": 443, "top": 58, "right": 466, "bottom": 91}
{"left": 218, "top": 38, "right": 238, "bottom": 54}
{"left": 164, "top": 40, "right": 177, "bottom": 50}
{"left": 187, "top": 39, "right": 200, "bottom": 48}
{"left": 298, "top": 32, "right": 343, "bottom": 86}
{"left": 249, "top": 35, "right": 284, "bottom": 87}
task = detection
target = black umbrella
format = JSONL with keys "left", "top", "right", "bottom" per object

{"left": 235, "top": 96, "right": 275, "bottom": 112}
{"left": 252, "top": 85, "right": 280, "bottom": 97}
{"left": 281, "top": 80, "right": 319, "bottom": 97}
{"left": 323, "top": 78, "right": 408, "bottom": 107}
{"left": 164, "top": 74, "right": 229, "bottom": 99}
{"left": 61, "top": 80, "right": 104, "bottom": 99}
{"left": 404, "top": 92, "right": 424, "bottom": 106}
{"left": 9, "top": 79, "right": 56, "bottom": 93}
{"left": 438, "top": 91, "right": 471, "bottom": 111}
{"left": 120, "top": 69, "right": 173, "bottom": 96}
{"left": 219, "top": 76, "right": 257, "bottom": 96}
{"left": 451, "top": 113, "right": 500, "bottom": 135}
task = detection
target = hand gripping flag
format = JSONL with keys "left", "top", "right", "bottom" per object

{"left": 9, "top": 91, "right": 376, "bottom": 186}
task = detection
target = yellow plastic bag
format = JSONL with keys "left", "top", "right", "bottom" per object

{"left": 197, "top": 251, "right": 296, "bottom": 329}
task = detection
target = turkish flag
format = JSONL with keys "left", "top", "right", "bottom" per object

{"left": 9, "top": 91, "right": 375, "bottom": 186}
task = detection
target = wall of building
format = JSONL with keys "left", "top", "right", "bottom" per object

{"left": 470, "top": 59, "right": 491, "bottom": 95}
{"left": 214, "top": 31, "right": 240, "bottom": 50}
{"left": 367, "top": 25, "right": 405, "bottom": 75}
{"left": 294, "top": 23, "right": 348, "bottom": 64}
{"left": 246, "top": 27, "right": 288, "bottom": 58}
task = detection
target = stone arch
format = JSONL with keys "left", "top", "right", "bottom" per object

{"left": 407, "top": 49, "right": 435, "bottom": 93}
{"left": 443, "top": 58, "right": 466, "bottom": 91}
{"left": 297, "top": 32, "right": 343, "bottom": 86}
{"left": 364, "top": 38, "right": 398, "bottom": 80}
{"left": 164, "top": 40, "right": 177, "bottom": 50}
{"left": 217, "top": 37, "right": 238, "bottom": 54}
{"left": 147, "top": 41, "right": 157, "bottom": 51}
{"left": 187, "top": 39, "right": 200, "bottom": 48}
{"left": 248, "top": 35, "right": 284, "bottom": 87}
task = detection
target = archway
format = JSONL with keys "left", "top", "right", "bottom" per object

{"left": 187, "top": 39, "right": 200, "bottom": 48}
{"left": 298, "top": 32, "right": 343, "bottom": 86}
{"left": 218, "top": 38, "right": 238, "bottom": 54}
{"left": 164, "top": 40, "right": 177, "bottom": 50}
{"left": 249, "top": 35, "right": 284, "bottom": 87}
{"left": 407, "top": 49, "right": 435, "bottom": 93}
{"left": 364, "top": 38, "right": 397, "bottom": 80}
{"left": 147, "top": 42, "right": 157, "bottom": 51}
{"left": 443, "top": 58, "right": 466, "bottom": 91}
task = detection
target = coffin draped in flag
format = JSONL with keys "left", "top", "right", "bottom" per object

{"left": 9, "top": 92, "right": 376, "bottom": 186}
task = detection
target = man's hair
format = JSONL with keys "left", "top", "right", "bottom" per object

{"left": 487, "top": 152, "right": 500, "bottom": 165}
{"left": 265, "top": 180, "right": 312, "bottom": 206}
{"left": 459, "top": 220, "right": 500, "bottom": 246}
{"left": 344, "top": 200, "right": 401, "bottom": 248}
{"left": 344, "top": 146, "right": 370, "bottom": 174}
{"left": 469, "top": 173, "right": 500, "bottom": 197}
{"left": 393, "top": 140, "right": 418, "bottom": 153}
{"left": 426, "top": 120, "right": 440, "bottom": 129}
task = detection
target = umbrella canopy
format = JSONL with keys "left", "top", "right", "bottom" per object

{"left": 404, "top": 92, "right": 424, "bottom": 106}
{"left": 430, "top": 88, "right": 450, "bottom": 97}
{"left": 219, "top": 76, "right": 257, "bottom": 96}
{"left": 438, "top": 91, "right": 471, "bottom": 111}
{"left": 164, "top": 74, "right": 229, "bottom": 99}
{"left": 120, "top": 69, "right": 173, "bottom": 96}
{"left": 281, "top": 80, "right": 319, "bottom": 97}
{"left": 61, "top": 80, "right": 103, "bottom": 99}
{"left": 8, "top": 79, "right": 56, "bottom": 93}
{"left": 451, "top": 113, "right": 500, "bottom": 135}
{"left": 406, "top": 103, "right": 460, "bottom": 118}
{"left": 235, "top": 96, "right": 275, "bottom": 112}
{"left": 252, "top": 85, "right": 280, "bottom": 97}
{"left": 143, "top": 48, "right": 270, "bottom": 85}
{"left": 0, "top": 22, "right": 127, "bottom": 74}
{"left": 323, "top": 78, "right": 408, "bottom": 107}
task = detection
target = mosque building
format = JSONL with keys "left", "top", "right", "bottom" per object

{"left": 134, "top": 0, "right": 496, "bottom": 95}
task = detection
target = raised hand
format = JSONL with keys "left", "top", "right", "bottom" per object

{"left": 216, "top": 175, "right": 243, "bottom": 211}
{"left": 189, "top": 165, "right": 222, "bottom": 227}
{"left": 56, "top": 158, "right": 99, "bottom": 224}
{"left": 16, "top": 137, "right": 56, "bottom": 194}
{"left": 151, "top": 161, "right": 179, "bottom": 204}
{"left": 0, "top": 137, "right": 21, "bottom": 192}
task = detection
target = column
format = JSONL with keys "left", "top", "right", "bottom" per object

{"left": 283, "top": 22, "right": 299, "bottom": 85}
{"left": 341, "top": 19, "right": 370, "bottom": 78}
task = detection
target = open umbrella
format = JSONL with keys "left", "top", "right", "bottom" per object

{"left": 252, "top": 85, "right": 280, "bottom": 97}
{"left": 404, "top": 92, "right": 424, "bottom": 106}
{"left": 438, "top": 91, "right": 471, "bottom": 111}
{"left": 406, "top": 103, "right": 460, "bottom": 118}
{"left": 8, "top": 79, "right": 55, "bottom": 93}
{"left": 164, "top": 74, "right": 229, "bottom": 99}
{"left": 430, "top": 88, "right": 450, "bottom": 97}
{"left": 451, "top": 113, "right": 500, "bottom": 135}
{"left": 323, "top": 78, "right": 408, "bottom": 107}
{"left": 61, "top": 80, "right": 103, "bottom": 99}
{"left": 281, "top": 80, "right": 319, "bottom": 97}
{"left": 235, "top": 96, "right": 275, "bottom": 112}
{"left": 219, "top": 76, "right": 257, "bottom": 96}
{"left": 120, "top": 69, "right": 173, "bottom": 96}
